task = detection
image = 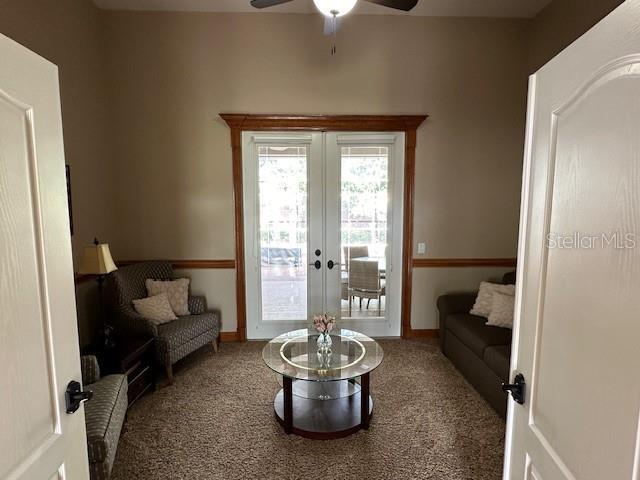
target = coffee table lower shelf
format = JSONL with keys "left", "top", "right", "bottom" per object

{"left": 273, "top": 388, "right": 374, "bottom": 440}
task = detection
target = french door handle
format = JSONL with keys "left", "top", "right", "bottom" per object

{"left": 309, "top": 260, "right": 321, "bottom": 270}
{"left": 327, "top": 260, "right": 342, "bottom": 270}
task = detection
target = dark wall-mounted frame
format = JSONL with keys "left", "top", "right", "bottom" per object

{"left": 66, "top": 165, "right": 74, "bottom": 236}
{"left": 220, "top": 114, "right": 428, "bottom": 340}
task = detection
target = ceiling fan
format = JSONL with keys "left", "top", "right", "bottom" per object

{"left": 250, "top": 0, "right": 419, "bottom": 14}
{"left": 251, "top": 0, "right": 419, "bottom": 52}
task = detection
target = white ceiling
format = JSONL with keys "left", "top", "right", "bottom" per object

{"left": 93, "top": 0, "right": 553, "bottom": 19}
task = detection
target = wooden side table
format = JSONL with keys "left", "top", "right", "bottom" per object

{"left": 105, "top": 336, "right": 156, "bottom": 408}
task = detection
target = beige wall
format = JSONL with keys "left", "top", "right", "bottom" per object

{"left": 102, "top": 12, "right": 529, "bottom": 331}
{"left": 0, "top": 0, "right": 115, "bottom": 264}
{"left": 1, "top": 0, "right": 622, "bottom": 339}
{"left": 412, "top": 267, "right": 514, "bottom": 330}
{"left": 0, "top": 3, "right": 528, "bottom": 340}
{"left": 528, "top": 0, "right": 624, "bottom": 72}
{"left": 0, "top": 0, "right": 115, "bottom": 346}
{"left": 174, "top": 269, "right": 237, "bottom": 332}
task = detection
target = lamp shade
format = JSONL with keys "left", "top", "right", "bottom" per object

{"left": 313, "top": 0, "right": 357, "bottom": 17}
{"left": 79, "top": 243, "right": 117, "bottom": 275}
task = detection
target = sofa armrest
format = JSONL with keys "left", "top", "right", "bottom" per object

{"left": 436, "top": 293, "right": 477, "bottom": 317}
{"left": 115, "top": 305, "right": 159, "bottom": 337}
{"left": 188, "top": 295, "right": 207, "bottom": 315}
{"left": 503, "top": 270, "right": 516, "bottom": 285}
{"left": 81, "top": 355, "right": 100, "bottom": 385}
{"left": 436, "top": 293, "right": 477, "bottom": 351}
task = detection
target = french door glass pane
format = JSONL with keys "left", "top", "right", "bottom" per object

{"left": 340, "top": 146, "right": 389, "bottom": 319}
{"left": 258, "top": 146, "right": 308, "bottom": 321}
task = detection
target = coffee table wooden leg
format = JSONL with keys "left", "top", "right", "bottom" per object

{"left": 360, "top": 372, "right": 370, "bottom": 430}
{"left": 283, "top": 376, "right": 293, "bottom": 434}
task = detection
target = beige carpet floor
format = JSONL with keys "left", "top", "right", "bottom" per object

{"left": 111, "top": 339, "right": 505, "bottom": 480}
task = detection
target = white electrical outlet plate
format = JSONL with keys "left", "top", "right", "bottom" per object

{"left": 417, "top": 242, "right": 426, "bottom": 255}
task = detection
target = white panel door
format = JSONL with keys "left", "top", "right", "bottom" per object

{"left": 0, "top": 34, "right": 88, "bottom": 479}
{"left": 505, "top": 2, "right": 640, "bottom": 479}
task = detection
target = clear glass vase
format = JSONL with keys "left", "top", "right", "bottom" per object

{"left": 316, "top": 332, "right": 333, "bottom": 353}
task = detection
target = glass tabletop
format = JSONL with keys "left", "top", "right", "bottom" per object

{"left": 262, "top": 328, "right": 384, "bottom": 382}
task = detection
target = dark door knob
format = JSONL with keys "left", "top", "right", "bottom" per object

{"left": 309, "top": 260, "right": 321, "bottom": 270}
{"left": 66, "top": 380, "right": 93, "bottom": 414}
{"left": 502, "top": 373, "right": 526, "bottom": 405}
{"left": 327, "top": 260, "right": 341, "bottom": 270}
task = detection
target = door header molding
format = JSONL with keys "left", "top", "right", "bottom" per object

{"left": 220, "top": 114, "right": 428, "bottom": 132}
{"left": 221, "top": 113, "right": 428, "bottom": 341}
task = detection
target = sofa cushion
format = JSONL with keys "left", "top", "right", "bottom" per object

{"left": 157, "top": 313, "right": 218, "bottom": 347}
{"left": 155, "top": 312, "right": 220, "bottom": 365}
{"left": 445, "top": 313, "right": 512, "bottom": 358}
{"left": 483, "top": 345, "right": 512, "bottom": 382}
{"left": 85, "top": 374, "right": 128, "bottom": 464}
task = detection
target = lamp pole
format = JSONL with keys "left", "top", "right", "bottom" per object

{"left": 92, "top": 237, "right": 116, "bottom": 350}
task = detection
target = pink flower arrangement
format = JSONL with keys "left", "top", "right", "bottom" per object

{"left": 312, "top": 313, "right": 336, "bottom": 334}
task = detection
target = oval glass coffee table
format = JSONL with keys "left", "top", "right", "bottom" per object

{"left": 262, "top": 328, "right": 384, "bottom": 439}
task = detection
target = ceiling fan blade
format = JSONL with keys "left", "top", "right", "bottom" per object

{"left": 250, "top": 0, "right": 295, "bottom": 8}
{"left": 362, "top": 0, "right": 419, "bottom": 11}
{"left": 323, "top": 16, "right": 342, "bottom": 36}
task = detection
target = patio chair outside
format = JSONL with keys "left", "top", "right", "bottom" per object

{"left": 348, "top": 259, "right": 385, "bottom": 316}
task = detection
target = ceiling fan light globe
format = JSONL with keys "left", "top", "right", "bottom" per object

{"left": 313, "top": 0, "right": 357, "bottom": 17}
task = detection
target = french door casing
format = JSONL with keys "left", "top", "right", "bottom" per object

{"left": 242, "top": 131, "right": 405, "bottom": 339}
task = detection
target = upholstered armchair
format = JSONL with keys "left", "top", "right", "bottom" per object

{"left": 108, "top": 261, "right": 221, "bottom": 384}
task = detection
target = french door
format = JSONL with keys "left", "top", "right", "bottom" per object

{"left": 242, "top": 131, "right": 405, "bottom": 339}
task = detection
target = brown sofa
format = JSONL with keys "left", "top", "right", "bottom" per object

{"left": 437, "top": 271, "right": 516, "bottom": 418}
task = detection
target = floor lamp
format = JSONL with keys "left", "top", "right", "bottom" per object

{"left": 80, "top": 238, "right": 118, "bottom": 349}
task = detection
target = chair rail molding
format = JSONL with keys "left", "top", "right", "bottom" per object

{"left": 413, "top": 258, "right": 517, "bottom": 268}
{"left": 221, "top": 113, "right": 428, "bottom": 340}
{"left": 74, "top": 257, "right": 515, "bottom": 286}
{"left": 116, "top": 259, "right": 236, "bottom": 269}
